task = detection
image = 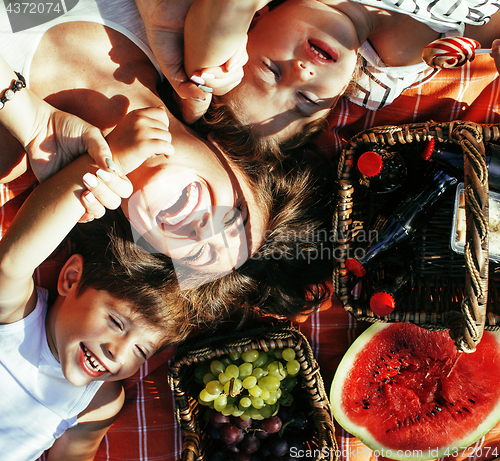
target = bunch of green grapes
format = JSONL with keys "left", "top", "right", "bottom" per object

{"left": 194, "top": 347, "right": 301, "bottom": 421}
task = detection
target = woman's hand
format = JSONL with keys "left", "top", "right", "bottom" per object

{"left": 0, "top": 55, "right": 114, "bottom": 183}
{"left": 25, "top": 100, "right": 114, "bottom": 183}
{"left": 134, "top": 0, "right": 251, "bottom": 125}
{"left": 78, "top": 107, "right": 173, "bottom": 221}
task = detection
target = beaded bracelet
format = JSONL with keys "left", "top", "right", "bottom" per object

{"left": 0, "top": 72, "right": 26, "bottom": 110}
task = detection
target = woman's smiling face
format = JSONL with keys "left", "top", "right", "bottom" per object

{"left": 122, "top": 139, "right": 266, "bottom": 280}
{"left": 229, "top": 0, "right": 359, "bottom": 139}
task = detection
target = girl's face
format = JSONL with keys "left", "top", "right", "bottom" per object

{"left": 122, "top": 139, "right": 266, "bottom": 281}
{"left": 231, "top": 0, "right": 359, "bottom": 139}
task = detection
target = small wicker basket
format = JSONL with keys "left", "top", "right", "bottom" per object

{"left": 168, "top": 322, "right": 337, "bottom": 461}
{"left": 333, "top": 120, "right": 500, "bottom": 353}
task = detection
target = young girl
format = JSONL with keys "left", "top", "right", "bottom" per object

{"left": 0, "top": 106, "right": 193, "bottom": 460}
{"left": 136, "top": 0, "right": 500, "bottom": 153}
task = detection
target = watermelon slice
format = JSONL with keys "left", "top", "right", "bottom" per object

{"left": 330, "top": 323, "right": 500, "bottom": 460}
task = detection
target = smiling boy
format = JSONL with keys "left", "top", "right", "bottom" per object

{"left": 0, "top": 107, "right": 184, "bottom": 460}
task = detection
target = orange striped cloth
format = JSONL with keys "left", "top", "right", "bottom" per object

{"left": 2, "top": 54, "right": 499, "bottom": 461}
{"left": 315, "top": 55, "right": 500, "bottom": 158}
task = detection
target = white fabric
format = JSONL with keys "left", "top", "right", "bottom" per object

{"left": 0, "top": 0, "right": 162, "bottom": 86}
{"left": 0, "top": 287, "right": 103, "bottom": 461}
{"left": 349, "top": 0, "right": 500, "bottom": 110}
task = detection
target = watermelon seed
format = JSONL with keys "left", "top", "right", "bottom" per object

{"left": 435, "top": 406, "right": 442, "bottom": 412}
{"left": 468, "top": 398, "right": 475, "bottom": 404}
{"left": 430, "top": 411, "right": 436, "bottom": 416}
{"left": 463, "top": 407, "right": 470, "bottom": 413}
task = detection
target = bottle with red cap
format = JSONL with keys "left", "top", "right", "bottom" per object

{"left": 356, "top": 148, "right": 407, "bottom": 193}
{"left": 346, "top": 165, "right": 458, "bottom": 277}
{"left": 363, "top": 253, "right": 413, "bottom": 317}
{"left": 421, "top": 139, "right": 500, "bottom": 191}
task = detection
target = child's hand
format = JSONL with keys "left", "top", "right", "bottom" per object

{"left": 177, "top": 37, "right": 248, "bottom": 125}
{"left": 191, "top": 36, "right": 248, "bottom": 96}
{"left": 78, "top": 107, "right": 173, "bottom": 221}
{"left": 105, "top": 107, "right": 174, "bottom": 175}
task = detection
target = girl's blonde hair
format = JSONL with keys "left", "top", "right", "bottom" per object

{"left": 196, "top": 95, "right": 329, "bottom": 164}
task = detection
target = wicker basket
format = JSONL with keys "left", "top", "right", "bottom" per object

{"left": 168, "top": 322, "right": 337, "bottom": 461}
{"left": 333, "top": 120, "right": 500, "bottom": 353}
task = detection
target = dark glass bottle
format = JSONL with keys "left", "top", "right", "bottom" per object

{"left": 346, "top": 166, "right": 458, "bottom": 277}
{"left": 421, "top": 139, "right": 500, "bottom": 191}
{"left": 363, "top": 254, "right": 413, "bottom": 317}
{"left": 356, "top": 148, "right": 407, "bottom": 193}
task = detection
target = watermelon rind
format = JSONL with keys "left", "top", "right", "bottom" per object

{"left": 330, "top": 323, "right": 500, "bottom": 461}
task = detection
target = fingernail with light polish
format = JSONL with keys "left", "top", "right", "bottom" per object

{"left": 83, "top": 173, "right": 98, "bottom": 188}
{"left": 190, "top": 97, "right": 206, "bottom": 102}
{"left": 198, "top": 85, "right": 213, "bottom": 93}
{"left": 190, "top": 75, "right": 205, "bottom": 85}
{"left": 84, "top": 191, "right": 96, "bottom": 203}
{"left": 201, "top": 72, "right": 215, "bottom": 80}
{"left": 96, "top": 169, "right": 112, "bottom": 182}
{"left": 105, "top": 158, "right": 117, "bottom": 172}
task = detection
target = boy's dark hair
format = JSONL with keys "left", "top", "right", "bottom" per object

{"left": 69, "top": 216, "right": 194, "bottom": 346}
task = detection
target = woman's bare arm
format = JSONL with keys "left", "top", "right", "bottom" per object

{"left": 0, "top": 53, "right": 114, "bottom": 182}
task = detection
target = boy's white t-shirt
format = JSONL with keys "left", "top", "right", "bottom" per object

{"left": 0, "top": 287, "right": 103, "bottom": 460}
{"left": 348, "top": 0, "right": 500, "bottom": 110}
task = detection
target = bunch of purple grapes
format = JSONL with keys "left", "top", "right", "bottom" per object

{"left": 205, "top": 404, "right": 313, "bottom": 460}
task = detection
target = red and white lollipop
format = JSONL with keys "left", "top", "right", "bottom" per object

{"left": 422, "top": 36, "right": 491, "bottom": 69}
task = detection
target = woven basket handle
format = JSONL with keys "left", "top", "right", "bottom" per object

{"left": 448, "top": 123, "right": 490, "bottom": 353}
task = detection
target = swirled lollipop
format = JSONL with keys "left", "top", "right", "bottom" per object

{"left": 422, "top": 36, "right": 491, "bottom": 69}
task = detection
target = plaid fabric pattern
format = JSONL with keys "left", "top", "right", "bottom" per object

{"left": 2, "top": 55, "right": 499, "bottom": 461}
{"left": 315, "top": 54, "right": 500, "bottom": 158}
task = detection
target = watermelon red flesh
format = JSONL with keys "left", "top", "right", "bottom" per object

{"left": 331, "top": 323, "right": 500, "bottom": 456}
